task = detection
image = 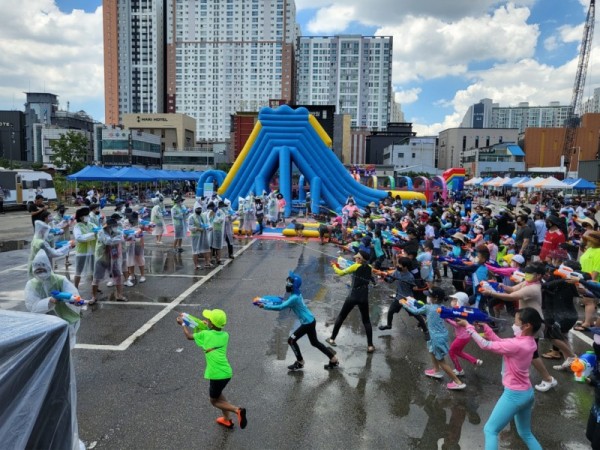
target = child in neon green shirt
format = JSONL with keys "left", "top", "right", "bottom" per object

{"left": 177, "top": 309, "right": 247, "bottom": 429}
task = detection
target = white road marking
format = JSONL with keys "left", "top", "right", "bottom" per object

{"left": 0, "top": 263, "right": 28, "bottom": 274}
{"left": 74, "top": 239, "right": 256, "bottom": 351}
{"left": 570, "top": 329, "right": 594, "bottom": 346}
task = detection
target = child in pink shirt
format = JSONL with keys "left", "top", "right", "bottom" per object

{"left": 456, "top": 307, "right": 543, "bottom": 450}
{"left": 446, "top": 292, "right": 483, "bottom": 376}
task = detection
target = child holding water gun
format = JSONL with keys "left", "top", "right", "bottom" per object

{"left": 176, "top": 309, "right": 248, "bottom": 430}
{"left": 455, "top": 308, "right": 544, "bottom": 450}
{"left": 445, "top": 292, "right": 483, "bottom": 376}
{"left": 401, "top": 287, "right": 466, "bottom": 390}
{"left": 257, "top": 272, "right": 339, "bottom": 371}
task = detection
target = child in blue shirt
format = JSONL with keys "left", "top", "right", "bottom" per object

{"left": 259, "top": 271, "right": 339, "bottom": 371}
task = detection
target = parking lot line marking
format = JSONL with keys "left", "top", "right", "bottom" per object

{"left": 74, "top": 239, "right": 256, "bottom": 351}
{"left": 0, "top": 263, "right": 27, "bottom": 274}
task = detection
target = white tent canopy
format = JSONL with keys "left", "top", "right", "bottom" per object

{"left": 483, "top": 176, "right": 504, "bottom": 186}
{"left": 518, "top": 177, "right": 545, "bottom": 188}
{"left": 535, "top": 176, "right": 570, "bottom": 189}
{"left": 464, "top": 177, "right": 482, "bottom": 186}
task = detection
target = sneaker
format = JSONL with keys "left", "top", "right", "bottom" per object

{"left": 236, "top": 408, "right": 247, "bottom": 429}
{"left": 124, "top": 280, "right": 134, "bottom": 287}
{"left": 388, "top": 294, "right": 397, "bottom": 299}
{"left": 535, "top": 377, "right": 558, "bottom": 392}
{"left": 453, "top": 369, "right": 465, "bottom": 376}
{"left": 378, "top": 325, "right": 391, "bottom": 331}
{"left": 476, "top": 359, "right": 483, "bottom": 366}
{"left": 553, "top": 357, "right": 575, "bottom": 371}
{"left": 325, "top": 338, "right": 336, "bottom": 346}
{"left": 287, "top": 361, "right": 304, "bottom": 371}
{"left": 324, "top": 360, "right": 340, "bottom": 370}
{"left": 138, "top": 276, "right": 146, "bottom": 283}
{"left": 424, "top": 369, "right": 444, "bottom": 379}
{"left": 106, "top": 281, "right": 114, "bottom": 287}
{"left": 447, "top": 381, "right": 467, "bottom": 390}
{"left": 216, "top": 417, "right": 234, "bottom": 429}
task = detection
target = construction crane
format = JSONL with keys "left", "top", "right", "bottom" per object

{"left": 562, "top": 0, "right": 595, "bottom": 171}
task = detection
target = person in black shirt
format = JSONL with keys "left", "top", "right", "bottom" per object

{"left": 515, "top": 214, "right": 534, "bottom": 258}
{"left": 496, "top": 209, "right": 514, "bottom": 237}
{"left": 28, "top": 194, "right": 48, "bottom": 229}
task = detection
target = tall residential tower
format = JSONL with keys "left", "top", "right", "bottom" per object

{"left": 296, "top": 35, "right": 393, "bottom": 130}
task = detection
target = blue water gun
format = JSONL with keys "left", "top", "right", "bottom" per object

{"left": 181, "top": 313, "right": 201, "bottom": 328}
{"left": 63, "top": 215, "right": 72, "bottom": 221}
{"left": 50, "top": 290, "right": 86, "bottom": 306}
{"left": 252, "top": 296, "right": 284, "bottom": 307}
{"left": 92, "top": 226, "right": 102, "bottom": 233}
{"left": 436, "top": 305, "right": 494, "bottom": 324}
{"left": 140, "top": 219, "right": 155, "bottom": 228}
{"left": 49, "top": 228, "right": 63, "bottom": 235}
{"left": 478, "top": 280, "right": 504, "bottom": 293}
{"left": 55, "top": 240, "right": 71, "bottom": 248}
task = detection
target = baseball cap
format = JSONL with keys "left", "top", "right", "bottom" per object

{"left": 449, "top": 292, "right": 469, "bottom": 307}
{"left": 203, "top": 309, "right": 227, "bottom": 328}
{"left": 511, "top": 254, "right": 525, "bottom": 265}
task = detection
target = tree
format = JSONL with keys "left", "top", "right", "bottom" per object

{"left": 49, "top": 130, "right": 89, "bottom": 174}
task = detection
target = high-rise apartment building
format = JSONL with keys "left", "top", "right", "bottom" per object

{"left": 582, "top": 88, "right": 600, "bottom": 114}
{"left": 460, "top": 98, "right": 572, "bottom": 133}
{"left": 296, "top": 35, "right": 392, "bottom": 130}
{"left": 166, "top": 0, "right": 298, "bottom": 141}
{"left": 104, "top": 0, "right": 165, "bottom": 126}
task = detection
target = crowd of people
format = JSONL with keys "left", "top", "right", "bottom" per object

{"left": 19, "top": 187, "right": 600, "bottom": 447}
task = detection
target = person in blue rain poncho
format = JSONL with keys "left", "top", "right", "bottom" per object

{"left": 258, "top": 272, "right": 339, "bottom": 371}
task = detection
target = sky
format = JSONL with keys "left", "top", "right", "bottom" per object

{"left": 0, "top": 0, "right": 596, "bottom": 136}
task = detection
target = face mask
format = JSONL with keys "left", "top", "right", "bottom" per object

{"left": 83, "top": 216, "right": 90, "bottom": 223}
{"left": 524, "top": 273, "right": 535, "bottom": 282}
{"left": 512, "top": 324, "right": 523, "bottom": 337}
{"left": 111, "top": 227, "right": 119, "bottom": 234}
{"left": 34, "top": 270, "right": 50, "bottom": 281}
{"left": 426, "top": 297, "right": 433, "bottom": 304}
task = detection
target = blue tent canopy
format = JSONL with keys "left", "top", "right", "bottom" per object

{"left": 66, "top": 165, "right": 114, "bottom": 181}
{"left": 566, "top": 178, "right": 596, "bottom": 190}
{"left": 111, "top": 167, "right": 155, "bottom": 182}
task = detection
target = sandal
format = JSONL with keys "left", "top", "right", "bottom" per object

{"left": 542, "top": 351, "right": 562, "bottom": 360}
{"left": 573, "top": 324, "right": 590, "bottom": 332}
{"left": 324, "top": 360, "right": 340, "bottom": 370}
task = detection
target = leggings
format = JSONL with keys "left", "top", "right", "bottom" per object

{"left": 289, "top": 320, "right": 335, "bottom": 361}
{"left": 449, "top": 337, "right": 478, "bottom": 371}
{"left": 484, "top": 388, "right": 542, "bottom": 450}
{"left": 225, "top": 234, "right": 234, "bottom": 257}
{"left": 330, "top": 297, "right": 373, "bottom": 347}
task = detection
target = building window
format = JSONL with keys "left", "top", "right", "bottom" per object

{"left": 412, "top": 153, "right": 415, "bottom": 158}
{"left": 398, "top": 152, "right": 404, "bottom": 158}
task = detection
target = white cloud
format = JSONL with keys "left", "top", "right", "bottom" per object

{"left": 394, "top": 88, "right": 422, "bottom": 105}
{"left": 377, "top": 3, "right": 539, "bottom": 84}
{"left": 559, "top": 23, "right": 584, "bottom": 43}
{"left": 544, "top": 36, "right": 559, "bottom": 51}
{"left": 0, "top": 0, "right": 104, "bottom": 120}
{"left": 307, "top": 5, "right": 355, "bottom": 34}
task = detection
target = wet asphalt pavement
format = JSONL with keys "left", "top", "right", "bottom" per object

{"left": 0, "top": 231, "right": 595, "bottom": 449}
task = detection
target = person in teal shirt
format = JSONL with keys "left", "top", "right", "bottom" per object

{"left": 258, "top": 272, "right": 339, "bottom": 371}
{"left": 177, "top": 309, "right": 247, "bottom": 430}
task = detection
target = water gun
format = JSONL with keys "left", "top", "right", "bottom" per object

{"left": 331, "top": 256, "right": 353, "bottom": 270}
{"left": 62, "top": 215, "right": 72, "bottom": 221}
{"left": 553, "top": 264, "right": 589, "bottom": 282}
{"left": 181, "top": 313, "right": 201, "bottom": 328}
{"left": 140, "top": 220, "right": 156, "bottom": 228}
{"left": 571, "top": 351, "right": 596, "bottom": 382}
{"left": 478, "top": 280, "right": 504, "bottom": 293}
{"left": 123, "top": 229, "right": 136, "bottom": 236}
{"left": 92, "top": 226, "right": 102, "bottom": 233}
{"left": 49, "top": 228, "right": 64, "bottom": 235}
{"left": 55, "top": 240, "right": 72, "bottom": 248}
{"left": 438, "top": 256, "right": 473, "bottom": 266}
{"left": 252, "top": 296, "right": 284, "bottom": 307}
{"left": 510, "top": 270, "right": 526, "bottom": 283}
{"left": 399, "top": 297, "right": 424, "bottom": 308}
{"left": 436, "top": 305, "right": 494, "bottom": 324}
{"left": 50, "top": 290, "right": 86, "bottom": 306}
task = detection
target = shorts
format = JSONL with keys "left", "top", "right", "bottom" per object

{"left": 209, "top": 378, "right": 230, "bottom": 399}
{"left": 533, "top": 338, "right": 539, "bottom": 359}
{"left": 544, "top": 318, "right": 578, "bottom": 341}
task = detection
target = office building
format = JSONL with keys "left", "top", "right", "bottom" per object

{"left": 461, "top": 142, "right": 526, "bottom": 177}
{"left": 0, "top": 112, "right": 25, "bottom": 161}
{"left": 166, "top": 0, "right": 298, "bottom": 141}
{"left": 365, "top": 122, "right": 415, "bottom": 165}
{"left": 382, "top": 137, "right": 437, "bottom": 175}
{"left": 438, "top": 127, "right": 518, "bottom": 170}
{"left": 461, "top": 99, "right": 572, "bottom": 133}
{"left": 103, "top": 0, "right": 165, "bottom": 126}
{"left": 101, "top": 128, "right": 161, "bottom": 167}
{"left": 296, "top": 35, "right": 393, "bottom": 131}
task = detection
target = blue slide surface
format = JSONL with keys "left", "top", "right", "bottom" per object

{"left": 222, "top": 105, "right": 414, "bottom": 215}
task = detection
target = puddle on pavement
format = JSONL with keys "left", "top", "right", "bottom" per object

{"left": 0, "top": 240, "right": 27, "bottom": 252}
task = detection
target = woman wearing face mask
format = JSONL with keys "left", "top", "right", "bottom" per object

{"left": 480, "top": 263, "right": 557, "bottom": 392}
{"left": 401, "top": 287, "right": 466, "bottom": 390}
{"left": 150, "top": 197, "right": 165, "bottom": 244}
{"left": 188, "top": 205, "right": 208, "bottom": 270}
{"left": 92, "top": 217, "right": 125, "bottom": 304}
{"left": 257, "top": 272, "right": 339, "bottom": 371}
{"left": 456, "top": 308, "right": 544, "bottom": 450}
{"left": 72, "top": 207, "right": 97, "bottom": 289}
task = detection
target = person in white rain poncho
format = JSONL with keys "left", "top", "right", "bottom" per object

{"left": 72, "top": 207, "right": 97, "bottom": 289}
{"left": 52, "top": 204, "right": 73, "bottom": 269}
{"left": 171, "top": 196, "right": 188, "bottom": 252}
{"left": 188, "top": 204, "right": 212, "bottom": 269}
{"left": 92, "top": 217, "right": 125, "bottom": 304}
{"left": 237, "top": 197, "right": 245, "bottom": 235}
{"left": 223, "top": 199, "right": 235, "bottom": 259}
{"left": 241, "top": 193, "right": 256, "bottom": 236}
{"left": 28, "top": 220, "right": 73, "bottom": 278}
{"left": 267, "top": 192, "right": 278, "bottom": 227}
{"left": 150, "top": 196, "right": 166, "bottom": 244}
{"left": 211, "top": 201, "right": 227, "bottom": 264}
{"left": 124, "top": 212, "right": 146, "bottom": 286}
{"left": 25, "top": 250, "right": 86, "bottom": 450}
